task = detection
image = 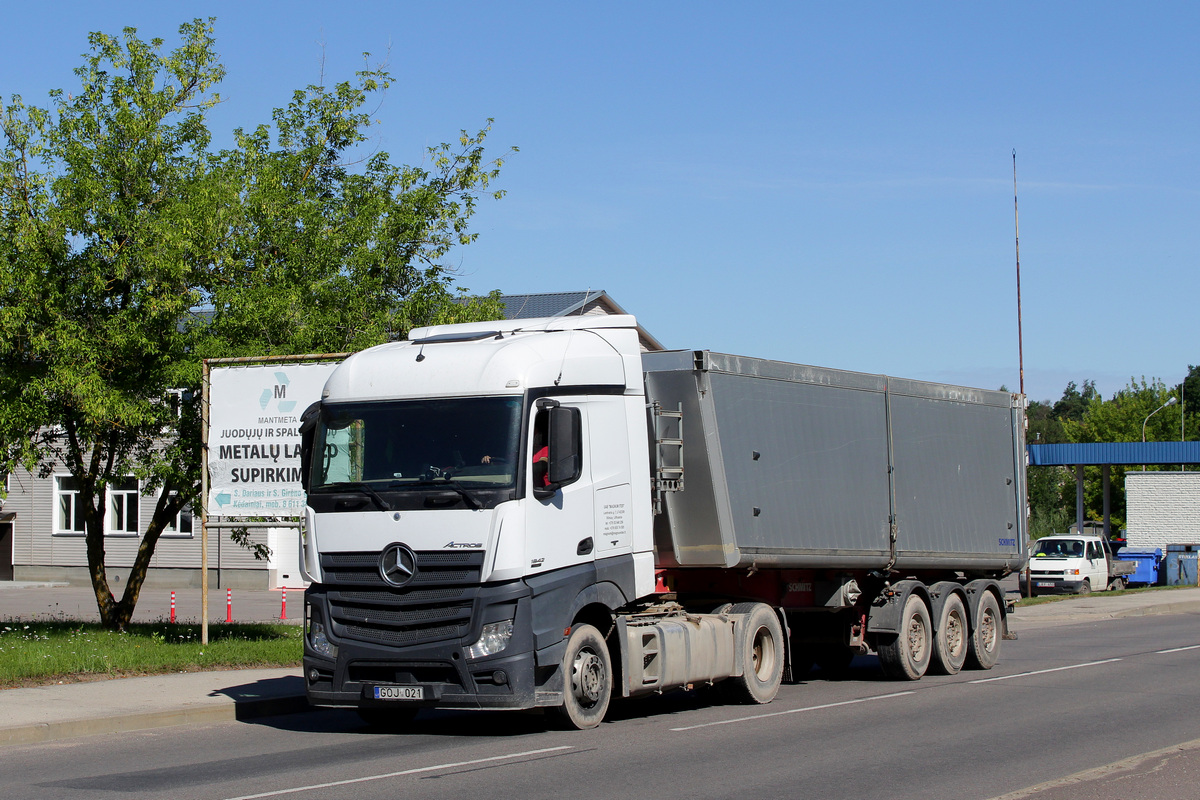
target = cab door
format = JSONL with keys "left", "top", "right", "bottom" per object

{"left": 1085, "top": 541, "right": 1107, "bottom": 590}
{"left": 523, "top": 398, "right": 595, "bottom": 576}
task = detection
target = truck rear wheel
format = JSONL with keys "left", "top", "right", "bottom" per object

{"left": 877, "top": 594, "right": 931, "bottom": 680}
{"left": 930, "top": 594, "right": 968, "bottom": 675}
{"left": 722, "top": 603, "right": 784, "bottom": 704}
{"left": 556, "top": 623, "right": 612, "bottom": 730}
{"left": 966, "top": 591, "right": 1002, "bottom": 670}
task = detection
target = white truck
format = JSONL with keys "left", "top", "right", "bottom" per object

{"left": 1020, "top": 534, "right": 1136, "bottom": 595}
{"left": 298, "top": 315, "right": 1028, "bottom": 729}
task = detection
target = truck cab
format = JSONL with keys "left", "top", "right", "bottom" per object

{"left": 1020, "top": 534, "right": 1135, "bottom": 595}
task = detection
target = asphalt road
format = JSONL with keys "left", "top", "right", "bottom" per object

{"left": 3, "top": 610, "right": 1199, "bottom": 800}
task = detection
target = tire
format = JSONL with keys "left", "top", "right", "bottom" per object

{"left": 1077, "top": 579, "right": 1092, "bottom": 596}
{"left": 1108, "top": 577, "right": 1126, "bottom": 592}
{"left": 930, "top": 594, "right": 968, "bottom": 675}
{"left": 966, "top": 591, "right": 1002, "bottom": 670}
{"left": 555, "top": 623, "right": 612, "bottom": 730}
{"left": 877, "top": 593, "right": 931, "bottom": 681}
{"left": 357, "top": 706, "right": 419, "bottom": 729}
{"left": 722, "top": 603, "right": 785, "bottom": 704}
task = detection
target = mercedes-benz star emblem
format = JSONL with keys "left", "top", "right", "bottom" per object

{"left": 378, "top": 543, "right": 418, "bottom": 588}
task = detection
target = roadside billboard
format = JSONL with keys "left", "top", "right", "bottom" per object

{"left": 207, "top": 362, "right": 338, "bottom": 517}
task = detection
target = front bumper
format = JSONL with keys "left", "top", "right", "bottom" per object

{"left": 303, "top": 580, "right": 542, "bottom": 711}
{"left": 1018, "top": 576, "right": 1087, "bottom": 595}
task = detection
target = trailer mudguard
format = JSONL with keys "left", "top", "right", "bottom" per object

{"left": 963, "top": 578, "right": 1008, "bottom": 636}
{"left": 927, "top": 580, "right": 968, "bottom": 631}
{"left": 866, "top": 580, "right": 930, "bottom": 636}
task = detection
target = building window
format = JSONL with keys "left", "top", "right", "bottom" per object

{"left": 163, "top": 494, "right": 194, "bottom": 537}
{"left": 56, "top": 475, "right": 142, "bottom": 535}
{"left": 56, "top": 476, "right": 88, "bottom": 533}
{"left": 109, "top": 478, "right": 140, "bottom": 534}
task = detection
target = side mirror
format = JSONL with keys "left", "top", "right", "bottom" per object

{"left": 534, "top": 405, "right": 582, "bottom": 498}
{"left": 298, "top": 402, "right": 322, "bottom": 491}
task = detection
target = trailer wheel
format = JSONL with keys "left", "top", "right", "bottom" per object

{"left": 966, "top": 591, "right": 1002, "bottom": 670}
{"left": 930, "top": 594, "right": 968, "bottom": 675}
{"left": 356, "top": 706, "right": 419, "bottom": 730}
{"left": 723, "top": 603, "right": 784, "bottom": 704}
{"left": 555, "top": 623, "right": 612, "bottom": 730}
{"left": 877, "top": 594, "right": 931, "bottom": 680}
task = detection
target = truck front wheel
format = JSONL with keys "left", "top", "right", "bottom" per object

{"left": 556, "top": 624, "right": 612, "bottom": 730}
{"left": 722, "top": 603, "right": 785, "bottom": 704}
{"left": 877, "top": 594, "right": 931, "bottom": 680}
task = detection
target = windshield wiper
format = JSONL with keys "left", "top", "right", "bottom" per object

{"left": 410, "top": 479, "right": 482, "bottom": 510}
{"left": 322, "top": 482, "right": 392, "bottom": 511}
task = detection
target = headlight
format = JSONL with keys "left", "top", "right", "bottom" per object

{"left": 1067, "top": 568, "right": 1081, "bottom": 576}
{"left": 309, "top": 619, "right": 338, "bottom": 659}
{"left": 465, "top": 620, "right": 514, "bottom": 660}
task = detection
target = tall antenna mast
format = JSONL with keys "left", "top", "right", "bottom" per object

{"left": 1013, "top": 150, "right": 1025, "bottom": 396}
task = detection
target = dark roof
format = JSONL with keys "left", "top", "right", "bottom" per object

{"left": 498, "top": 291, "right": 613, "bottom": 320}
{"left": 1028, "top": 442, "right": 1200, "bottom": 466}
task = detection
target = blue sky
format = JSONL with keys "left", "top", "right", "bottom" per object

{"left": 4, "top": 2, "right": 1197, "bottom": 403}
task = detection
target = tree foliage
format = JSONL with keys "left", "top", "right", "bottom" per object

{"left": 0, "top": 20, "right": 510, "bottom": 629}
{"left": 1026, "top": 375, "right": 1196, "bottom": 537}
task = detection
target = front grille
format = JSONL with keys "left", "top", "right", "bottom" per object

{"left": 320, "top": 550, "right": 484, "bottom": 588}
{"left": 321, "top": 549, "right": 484, "bottom": 648}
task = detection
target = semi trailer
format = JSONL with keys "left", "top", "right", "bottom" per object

{"left": 298, "top": 314, "right": 1028, "bottom": 729}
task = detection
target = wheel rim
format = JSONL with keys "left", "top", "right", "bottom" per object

{"left": 978, "top": 608, "right": 997, "bottom": 653}
{"left": 946, "top": 610, "right": 965, "bottom": 658}
{"left": 751, "top": 626, "right": 777, "bottom": 680}
{"left": 906, "top": 614, "right": 927, "bottom": 663}
{"left": 571, "top": 647, "right": 605, "bottom": 707}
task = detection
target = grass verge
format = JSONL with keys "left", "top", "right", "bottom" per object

{"left": 0, "top": 621, "right": 302, "bottom": 688}
{"left": 1013, "top": 583, "right": 1196, "bottom": 607}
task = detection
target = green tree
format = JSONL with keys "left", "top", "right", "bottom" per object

{"left": 0, "top": 20, "right": 510, "bottom": 629}
{"left": 1062, "top": 377, "right": 1185, "bottom": 529}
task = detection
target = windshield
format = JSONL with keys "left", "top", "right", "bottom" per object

{"left": 310, "top": 397, "right": 522, "bottom": 492}
{"left": 1032, "top": 539, "right": 1085, "bottom": 558}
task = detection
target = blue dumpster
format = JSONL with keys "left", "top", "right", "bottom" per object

{"left": 1165, "top": 545, "right": 1199, "bottom": 587}
{"left": 1120, "top": 549, "right": 1162, "bottom": 586}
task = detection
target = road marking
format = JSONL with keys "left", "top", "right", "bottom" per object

{"left": 670, "top": 691, "right": 915, "bottom": 732}
{"left": 1157, "top": 644, "right": 1200, "bottom": 654}
{"left": 969, "top": 658, "right": 1122, "bottom": 684}
{"left": 218, "top": 746, "right": 573, "bottom": 800}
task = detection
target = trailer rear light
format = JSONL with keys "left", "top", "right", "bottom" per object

{"left": 465, "top": 620, "right": 514, "bottom": 660}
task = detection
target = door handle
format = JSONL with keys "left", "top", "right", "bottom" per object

{"left": 577, "top": 537, "right": 593, "bottom": 556}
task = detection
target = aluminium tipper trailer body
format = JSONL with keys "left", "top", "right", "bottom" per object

{"left": 644, "top": 350, "right": 1028, "bottom": 575}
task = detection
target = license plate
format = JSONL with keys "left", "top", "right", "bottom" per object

{"left": 373, "top": 686, "right": 423, "bottom": 701}
{"left": 1036, "top": 581, "right": 1054, "bottom": 588}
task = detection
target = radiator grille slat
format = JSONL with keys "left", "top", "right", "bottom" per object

{"left": 320, "top": 550, "right": 483, "bottom": 648}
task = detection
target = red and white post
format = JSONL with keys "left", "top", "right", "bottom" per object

{"left": 280, "top": 586, "right": 287, "bottom": 620}
{"left": 170, "top": 590, "right": 176, "bottom": 624}
{"left": 226, "top": 588, "right": 233, "bottom": 623}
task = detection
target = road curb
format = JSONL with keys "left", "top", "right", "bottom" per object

{"left": 0, "top": 694, "right": 311, "bottom": 747}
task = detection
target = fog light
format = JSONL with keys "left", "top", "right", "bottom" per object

{"left": 309, "top": 620, "right": 338, "bottom": 659}
{"left": 465, "top": 620, "right": 514, "bottom": 659}
{"left": 309, "top": 669, "right": 320, "bottom": 683}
